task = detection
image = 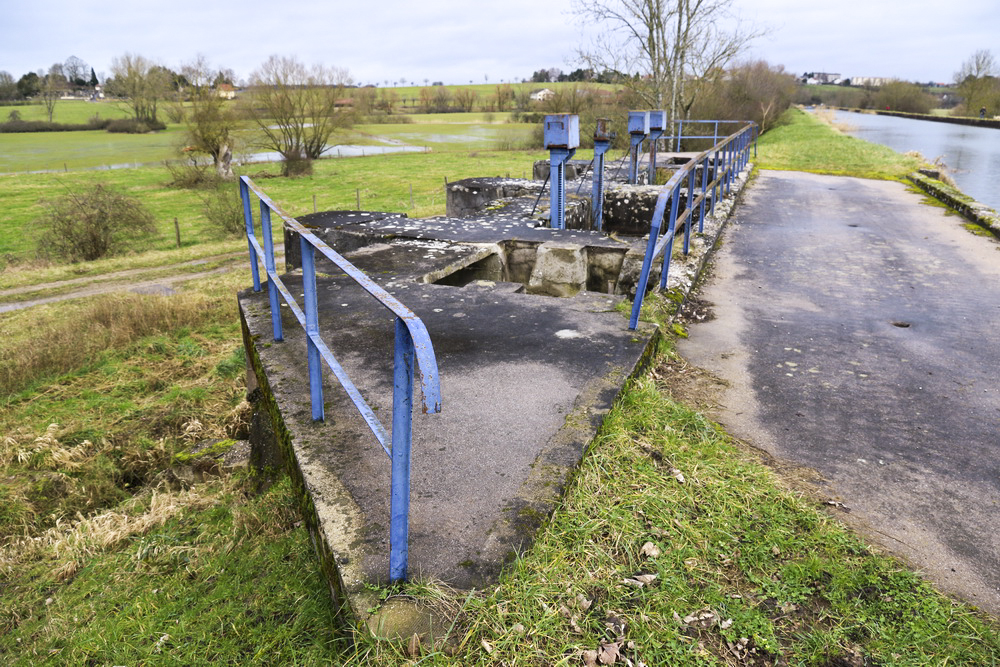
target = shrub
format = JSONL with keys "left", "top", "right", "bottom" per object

{"left": 282, "top": 153, "right": 313, "bottom": 177}
{"left": 37, "top": 183, "right": 158, "bottom": 262}
{"left": 0, "top": 117, "right": 111, "bottom": 133}
{"left": 874, "top": 81, "right": 934, "bottom": 114}
{"left": 164, "top": 159, "right": 218, "bottom": 189}
{"left": 200, "top": 183, "right": 245, "bottom": 237}
{"left": 106, "top": 118, "right": 167, "bottom": 134}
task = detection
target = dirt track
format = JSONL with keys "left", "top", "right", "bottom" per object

{"left": 0, "top": 252, "right": 249, "bottom": 313}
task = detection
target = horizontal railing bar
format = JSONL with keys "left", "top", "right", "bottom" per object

{"left": 262, "top": 266, "right": 392, "bottom": 451}
{"left": 241, "top": 176, "right": 441, "bottom": 415}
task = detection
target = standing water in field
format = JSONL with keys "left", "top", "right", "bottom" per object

{"left": 831, "top": 110, "right": 1000, "bottom": 211}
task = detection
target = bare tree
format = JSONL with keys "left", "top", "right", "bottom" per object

{"left": 180, "top": 55, "right": 240, "bottom": 179}
{"left": 573, "top": 0, "right": 762, "bottom": 126}
{"left": 0, "top": 71, "right": 16, "bottom": 101}
{"left": 245, "top": 55, "right": 353, "bottom": 176}
{"left": 64, "top": 55, "right": 88, "bottom": 87}
{"left": 40, "top": 64, "right": 67, "bottom": 122}
{"left": 453, "top": 87, "right": 478, "bottom": 112}
{"left": 108, "top": 53, "right": 170, "bottom": 123}
{"left": 954, "top": 49, "right": 1000, "bottom": 117}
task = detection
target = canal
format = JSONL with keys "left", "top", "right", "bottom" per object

{"left": 832, "top": 109, "right": 1000, "bottom": 211}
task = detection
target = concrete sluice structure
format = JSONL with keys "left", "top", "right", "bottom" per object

{"left": 238, "top": 140, "right": 741, "bottom": 637}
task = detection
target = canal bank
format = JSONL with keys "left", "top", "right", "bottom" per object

{"left": 829, "top": 108, "right": 1000, "bottom": 212}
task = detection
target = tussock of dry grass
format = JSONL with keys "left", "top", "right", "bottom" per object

{"left": 0, "top": 290, "right": 228, "bottom": 398}
{"left": 0, "top": 481, "right": 227, "bottom": 581}
{"left": 811, "top": 107, "right": 856, "bottom": 134}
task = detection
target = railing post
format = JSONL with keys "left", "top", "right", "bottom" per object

{"left": 684, "top": 167, "right": 696, "bottom": 255}
{"left": 710, "top": 148, "right": 720, "bottom": 217}
{"left": 724, "top": 141, "right": 734, "bottom": 196}
{"left": 389, "top": 317, "right": 415, "bottom": 582}
{"left": 660, "top": 183, "right": 681, "bottom": 289}
{"left": 300, "top": 239, "right": 324, "bottom": 422}
{"left": 240, "top": 178, "right": 261, "bottom": 293}
{"left": 628, "top": 191, "right": 670, "bottom": 330}
{"left": 699, "top": 154, "right": 710, "bottom": 232}
{"left": 259, "top": 202, "right": 283, "bottom": 342}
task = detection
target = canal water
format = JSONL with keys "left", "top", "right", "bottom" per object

{"left": 832, "top": 110, "right": 1000, "bottom": 212}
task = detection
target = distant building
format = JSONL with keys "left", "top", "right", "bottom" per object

{"left": 530, "top": 88, "right": 555, "bottom": 102}
{"left": 217, "top": 84, "right": 236, "bottom": 100}
{"left": 802, "top": 72, "right": 842, "bottom": 85}
{"left": 851, "top": 77, "right": 892, "bottom": 88}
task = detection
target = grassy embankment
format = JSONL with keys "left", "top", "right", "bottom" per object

{"left": 756, "top": 107, "right": 923, "bottom": 179}
{"left": 1, "top": 107, "right": 998, "bottom": 664}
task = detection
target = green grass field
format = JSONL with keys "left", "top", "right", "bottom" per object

{"left": 0, "top": 99, "right": 132, "bottom": 124}
{"left": 0, "top": 107, "right": 997, "bottom": 665}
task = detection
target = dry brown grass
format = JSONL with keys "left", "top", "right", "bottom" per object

{"left": 0, "top": 480, "right": 227, "bottom": 581}
{"left": 0, "top": 289, "right": 229, "bottom": 399}
{"left": 812, "top": 108, "right": 857, "bottom": 134}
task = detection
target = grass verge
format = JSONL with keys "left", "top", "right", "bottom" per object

{"left": 757, "top": 108, "right": 923, "bottom": 180}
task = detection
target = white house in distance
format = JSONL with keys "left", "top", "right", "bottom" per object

{"left": 530, "top": 88, "right": 555, "bottom": 102}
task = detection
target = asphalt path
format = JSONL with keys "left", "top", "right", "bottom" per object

{"left": 678, "top": 170, "right": 1000, "bottom": 614}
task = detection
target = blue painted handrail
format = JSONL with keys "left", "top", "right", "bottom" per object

{"left": 239, "top": 176, "right": 442, "bottom": 583}
{"left": 629, "top": 121, "right": 757, "bottom": 330}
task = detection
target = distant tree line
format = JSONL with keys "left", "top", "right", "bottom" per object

{"left": 528, "top": 68, "right": 616, "bottom": 84}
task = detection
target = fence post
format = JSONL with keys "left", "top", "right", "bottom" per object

{"left": 389, "top": 317, "right": 415, "bottom": 582}
{"left": 174, "top": 217, "right": 181, "bottom": 248}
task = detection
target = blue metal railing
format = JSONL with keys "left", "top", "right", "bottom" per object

{"left": 239, "top": 176, "right": 442, "bottom": 583}
{"left": 629, "top": 121, "right": 757, "bottom": 330}
{"left": 663, "top": 119, "right": 756, "bottom": 151}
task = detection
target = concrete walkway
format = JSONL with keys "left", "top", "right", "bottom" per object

{"left": 678, "top": 170, "right": 1000, "bottom": 613}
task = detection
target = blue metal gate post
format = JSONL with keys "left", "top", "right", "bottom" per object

{"left": 544, "top": 114, "right": 580, "bottom": 230}
{"left": 647, "top": 110, "right": 665, "bottom": 185}
{"left": 259, "top": 202, "right": 283, "bottom": 342}
{"left": 389, "top": 317, "right": 415, "bottom": 582}
{"left": 627, "top": 111, "right": 649, "bottom": 184}
{"left": 300, "top": 239, "right": 324, "bottom": 422}
{"left": 592, "top": 119, "right": 612, "bottom": 231}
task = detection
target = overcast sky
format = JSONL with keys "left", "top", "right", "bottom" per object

{"left": 2, "top": 0, "right": 996, "bottom": 86}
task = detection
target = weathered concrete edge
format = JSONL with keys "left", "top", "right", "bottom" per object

{"left": 908, "top": 172, "right": 1000, "bottom": 238}
{"left": 239, "top": 306, "right": 376, "bottom": 631}
{"left": 665, "top": 164, "right": 755, "bottom": 323}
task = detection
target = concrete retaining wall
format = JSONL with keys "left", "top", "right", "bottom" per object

{"left": 908, "top": 172, "right": 1000, "bottom": 238}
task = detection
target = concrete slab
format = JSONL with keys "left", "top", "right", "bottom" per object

{"left": 239, "top": 219, "right": 659, "bottom": 626}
